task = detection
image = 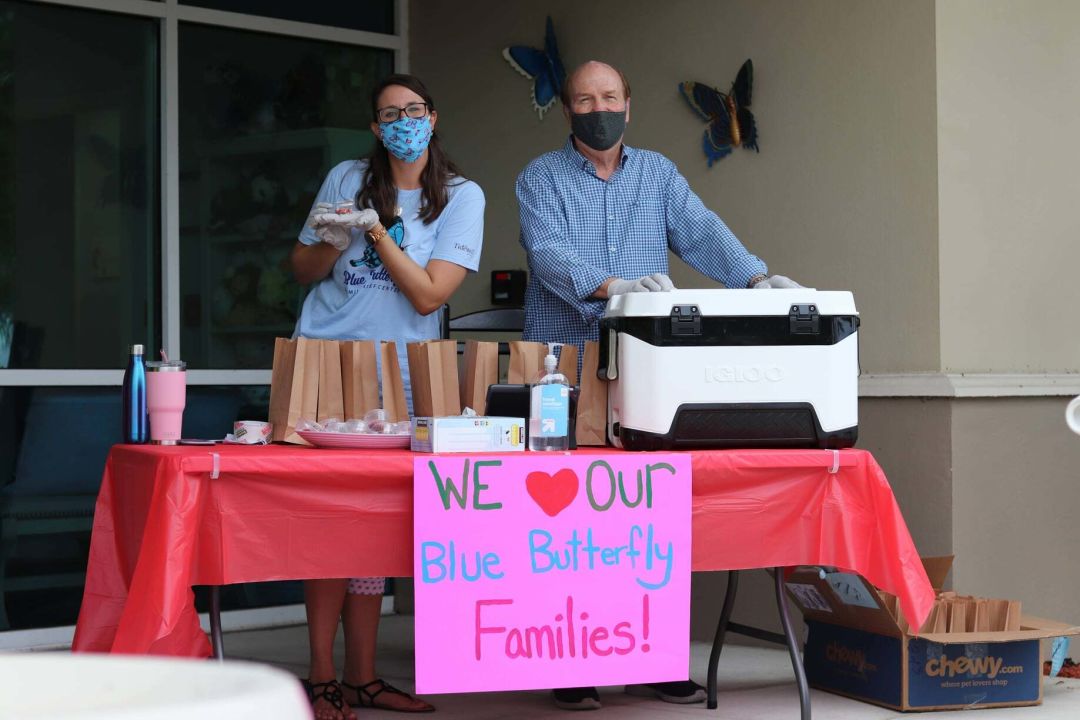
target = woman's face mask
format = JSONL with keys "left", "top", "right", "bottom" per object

{"left": 378, "top": 116, "right": 433, "bottom": 163}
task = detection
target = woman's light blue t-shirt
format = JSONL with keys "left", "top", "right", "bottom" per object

{"left": 294, "top": 159, "right": 484, "bottom": 409}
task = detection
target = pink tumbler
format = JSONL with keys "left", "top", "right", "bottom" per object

{"left": 146, "top": 360, "right": 187, "bottom": 445}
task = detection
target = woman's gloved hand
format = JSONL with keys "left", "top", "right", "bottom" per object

{"left": 307, "top": 204, "right": 380, "bottom": 252}
{"left": 752, "top": 274, "right": 803, "bottom": 289}
{"left": 608, "top": 273, "right": 676, "bottom": 295}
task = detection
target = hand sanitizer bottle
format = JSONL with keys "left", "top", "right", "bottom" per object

{"left": 529, "top": 344, "right": 570, "bottom": 451}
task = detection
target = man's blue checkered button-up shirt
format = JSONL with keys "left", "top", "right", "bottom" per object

{"left": 516, "top": 136, "right": 767, "bottom": 351}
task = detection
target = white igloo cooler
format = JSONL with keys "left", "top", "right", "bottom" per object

{"left": 598, "top": 289, "right": 859, "bottom": 450}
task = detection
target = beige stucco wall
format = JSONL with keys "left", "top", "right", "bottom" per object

{"left": 412, "top": 0, "right": 940, "bottom": 373}
{"left": 951, "top": 397, "right": 1080, "bottom": 622}
{"left": 936, "top": 0, "right": 1080, "bottom": 372}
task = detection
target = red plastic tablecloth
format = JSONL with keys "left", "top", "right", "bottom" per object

{"left": 72, "top": 444, "right": 933, "bottom": 657}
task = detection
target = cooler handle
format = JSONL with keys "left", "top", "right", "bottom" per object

{"left": 597, "top": 320, "right": 618, "bottom": 380}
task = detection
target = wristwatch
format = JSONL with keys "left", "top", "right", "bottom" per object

{"left": 366, "top": 224, "right": 388, "bottom": 247}
{"left": 747, "top": 273, "right": 767, "bottom": 288}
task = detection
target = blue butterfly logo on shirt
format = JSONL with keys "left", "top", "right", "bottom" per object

{"left": 502, "top": 16, "right": 566, "bottom": 120}
{"left": 350, "top": 216, "right": 405, "bottom": 269}
{"left": 679, "top": 59, "right": 759, "bottom": 167}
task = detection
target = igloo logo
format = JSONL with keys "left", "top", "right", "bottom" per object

{"left": 704, "top": 364, "right": 785, "bottom": 383}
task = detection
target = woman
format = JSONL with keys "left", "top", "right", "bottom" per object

{"left": 290, "top": 74, "right": 484, "bottom": 720}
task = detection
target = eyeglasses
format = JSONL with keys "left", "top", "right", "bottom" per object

{"left": 376, "top": 102, "right": 430, "bottom": 124}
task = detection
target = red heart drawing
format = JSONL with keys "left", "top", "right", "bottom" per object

{"left": 526, "top": 469, "right": 579, "bottom": 517}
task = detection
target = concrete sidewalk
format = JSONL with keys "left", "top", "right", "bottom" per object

{"left": 223, "top": 613, "right": 1080, "bottom": 719}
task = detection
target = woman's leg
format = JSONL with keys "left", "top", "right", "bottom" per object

{"left": 304, "top": 578, "right": 355, "bottom": 720}
{"left": 341, "top": 578, "right": 433, "bottom": 712}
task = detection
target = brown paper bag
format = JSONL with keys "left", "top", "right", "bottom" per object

{"left": 973, "top": 599, "right": 991, "bottom": 632}
{"left": 947, "top": 600, "right": 967, "bottom": 633}
{"left": 556, "top": 344, "right": 578, "bottom": 386}
{"left": 407, "top": 340, "right": 461, "bottom": 418}
{"left": 508, "top": 341, "right": 547, "bottom": 384}
{"left": 296, "top": 338, "right": 321, "bottom": 436}
{"left": 461, "top": 340, "right": 499, "bottom": 414}
{"left": 986, "top": 599, "right": 1011, "bottom": 632}
{"left": 268, "top": 337, "right": 297, "bottom": 442}
{"left": 575, "top": 341, "right": 608, "bottom": 446}
{"left": 1004, "top": 600, "right": 1022, "bottom": 631}
{"left": 316, "top": 340, "right": 345, "bottom": 423}
{"left": 380, "top": 341, "right": 409, "bottom": 422}
{"left": 340, "top": 340, "right": 380, "bottom": 419}
{"left": 268, "top": 337, "right": 321, "bottom": 444}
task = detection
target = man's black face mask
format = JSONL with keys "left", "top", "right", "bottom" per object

{"left": 570, "top": 109, "right": 626, "bottom": 151}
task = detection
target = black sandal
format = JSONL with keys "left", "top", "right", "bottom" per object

{"left": 341, "top": 679, "right": 435, "bottom": 713}
{"left": 301, "top": 679, "right": 352, "bottom": 720}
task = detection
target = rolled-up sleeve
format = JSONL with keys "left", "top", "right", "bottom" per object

{"left": 665, "top": 166, "right": 767, "bottom": 289}
{"left": 517, "top": 164, "right": 608, "bottom": 320}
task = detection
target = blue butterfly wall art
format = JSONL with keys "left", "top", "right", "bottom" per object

{"left": 679, "top": 59, "right": 759, "bottom": 167}
{"left": 502, "top": 16, "right": 566, "bottom": 119}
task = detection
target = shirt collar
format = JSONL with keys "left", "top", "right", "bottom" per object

{"left": 562, "top": 135, "right": 634, "bottom": 175}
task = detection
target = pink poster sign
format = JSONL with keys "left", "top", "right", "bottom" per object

{"left": 413, "top": 453, "right": 692, "bottom": 694}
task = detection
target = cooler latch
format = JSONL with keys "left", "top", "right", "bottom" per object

{"left": 670, "top": 305, "right": 702, "bottom": 337}
{"left": 789, "top": 304, "right": 820, "bottom": 334}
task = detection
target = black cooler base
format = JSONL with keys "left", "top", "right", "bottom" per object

{"left": 615, "top": 402, "right": 857, "bottom": 451}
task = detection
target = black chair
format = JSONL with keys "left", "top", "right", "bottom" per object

{"left": 448, "top": 307, "right": 525, "bottom": 333}
{"left": 442, "top": 307, "right": 525, "bottom": 355}
{"left": 0, "top": 388, "right": 115, "bottom": 629}
{"left": 0, "top": 387, "right": 243, "bottom": 632}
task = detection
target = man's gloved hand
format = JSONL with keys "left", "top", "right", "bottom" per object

{"left": 752, "top": 274, "right": 803, "bottom": 289}
{"left": 647, "top": 273, "right": 676, "bottom": 291}
{"left": 308, "top": 204, "right": 380, "bottom": 252}
{"left": 607, "top": 273, "right": 676, "bottom": 295}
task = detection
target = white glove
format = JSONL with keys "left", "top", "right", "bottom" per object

{"left": 607, "top": 273, "right": 676, "bottom": 295}
{"left": 308, "top": 204, "right": 380, "bottom": 252}
{"left": 647, "top": 273, "right": 676, "bottom": 291}
{"left": 752, "top": 274, "right": 803, "bottom": 289}
{"left": 313, "top": 224, "right": 353, "bottom": 251}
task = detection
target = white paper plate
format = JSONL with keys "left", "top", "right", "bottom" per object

{"left": 296, "top": 430, "right": 411, "bottom": 449}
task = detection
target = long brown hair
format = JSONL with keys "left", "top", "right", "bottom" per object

{"left": 357, "top": 74, "right": 463, "bottom": 226}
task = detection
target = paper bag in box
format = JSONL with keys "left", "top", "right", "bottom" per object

{"left": 461, "top": 340, "right": 498, "bottom": 414}
{"left": 317, "top": 340, "right": 345, "bottom": 423}
{"left": 407, "top": 340, "right": 461, "bottom": 418}
{"left": 340, "top": 340, "right": 380, "bottom": 419}
{"left": 380, "top": 341, "right": 409, "bottom": 422}
{"left": 576, "top": 341, "right": 607, "bottom": 446}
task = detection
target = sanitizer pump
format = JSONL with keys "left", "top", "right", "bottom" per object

{"left": 529, "top": 344, "right": 570, "bottom": 451}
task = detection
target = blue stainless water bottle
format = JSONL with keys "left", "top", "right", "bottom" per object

{"left": 122, "top": 343, "right": 148, "bottom": 443}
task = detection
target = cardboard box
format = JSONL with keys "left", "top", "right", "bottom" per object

{"left": 411, "top": 416, "right": 525, "bottom": 453}
{"left": 785, "top": 558, "right": 1080, "bottom": 711}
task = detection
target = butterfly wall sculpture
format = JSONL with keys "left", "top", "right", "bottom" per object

{"left": 679, "top": 59, "right": 758, "bottom": 167}
{"left": 502, "top": 16, "right": 566, "bottom": 119}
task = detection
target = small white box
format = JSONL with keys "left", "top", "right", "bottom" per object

{"left": 410, "top": 416, "right": 526, "bottom": 453}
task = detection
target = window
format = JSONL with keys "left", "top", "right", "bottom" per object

{"left": 178, "top": 24, "right": 392, "bottom": 368}
{"left": 0, "top": 2, "right": 160, "bottom": 369}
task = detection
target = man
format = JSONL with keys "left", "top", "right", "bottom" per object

{"left": 515, "top": 61, "right": 799, "bottom": 711}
